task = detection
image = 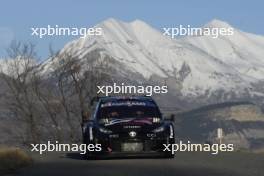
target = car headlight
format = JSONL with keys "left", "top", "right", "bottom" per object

{"left": 152, "top": 126, "right": 165, "bottom": 133}
{"left": 99, "top": 127, "right": 112, "bottom": 134}
{"left": 153, "top": 117, "right": 161, "bottom": 123}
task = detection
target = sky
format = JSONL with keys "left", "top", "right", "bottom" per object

{"left": 0, "top": 0, "right": 263, "bottom": 59}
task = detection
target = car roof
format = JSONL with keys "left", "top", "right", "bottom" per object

{"left": 99, "top": 96, "right": 155, "bottom": 103}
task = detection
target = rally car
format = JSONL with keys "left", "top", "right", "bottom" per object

{"left": 82, "top": 96, "right": 175, "bottom": 158}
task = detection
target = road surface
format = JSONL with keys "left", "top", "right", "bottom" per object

{"left": 9, "top": 152, "right": 264, "bottom": 176}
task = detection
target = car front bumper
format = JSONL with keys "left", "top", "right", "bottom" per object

{"left": 88, "top": 136, "right": 174, "bottom": 158}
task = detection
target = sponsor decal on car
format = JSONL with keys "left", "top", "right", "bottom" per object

{"left": 101, "top": 101, "right": 147, "bottom": 107}
{"left": 104, "top": 118, "right": 153, "bottom": 126}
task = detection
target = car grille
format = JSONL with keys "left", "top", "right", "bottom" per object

{"left": 121, "top": 142, "right": 143, "bottom": 152}
{"left": 108, "top": 139, "right": 163, "bottom": 152}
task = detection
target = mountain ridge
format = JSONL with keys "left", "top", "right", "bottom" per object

{"left": 18, "top": 18, "right": 264, "bottom": 108}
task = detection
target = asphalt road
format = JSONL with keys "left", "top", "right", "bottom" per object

{"left": 9, "top": 152, "right": 264, "bottom": 176}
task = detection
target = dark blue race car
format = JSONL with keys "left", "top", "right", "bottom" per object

{"left": 82, "top": 96, "right": 175, "bottom": 158}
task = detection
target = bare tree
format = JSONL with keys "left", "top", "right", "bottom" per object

{"left": 0, "top": 41, "right": 41, "bottom": 144}
{"left": 50, "top": 50, "right": 112, "bottom": 141}
{"left": 0, "top": 42, "right": 113, "bottom": 144}
{"left": 30, "top": 71, "right": 63, "bottom": 141}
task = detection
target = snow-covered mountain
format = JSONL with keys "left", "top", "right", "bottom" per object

{"left": 42, "top": 18, "right": 264, "bottom": 107}
{"left": 183, "top": 19, "right": 264, "bottom": 80}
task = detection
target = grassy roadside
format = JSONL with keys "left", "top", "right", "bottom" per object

{"left": 0, "top": 147, "right": 32, "bottom": 174}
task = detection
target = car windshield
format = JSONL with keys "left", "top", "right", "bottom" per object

{"left": 98, "top": 101, "right": 161, "bottom": 119}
